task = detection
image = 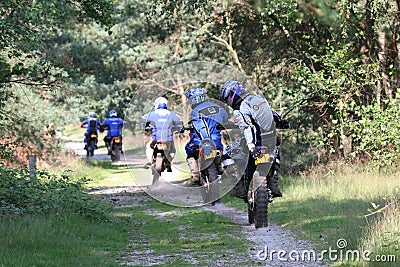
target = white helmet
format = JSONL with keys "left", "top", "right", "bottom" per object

{"left": 154, "top": 97, "right": 168, "bottom": 109}
{"left": 88, "top": 112, "right": 96, "bottom": 118}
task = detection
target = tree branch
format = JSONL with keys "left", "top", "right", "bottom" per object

{"left": 188, "top": 24, "right": 245, "bottom": 73}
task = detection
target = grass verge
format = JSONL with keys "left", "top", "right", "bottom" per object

{"left": 223, "top": 163, "right": 399, "bottom": 266}
{"left": 0, "top": 213, "right": 131, "bottom": 267}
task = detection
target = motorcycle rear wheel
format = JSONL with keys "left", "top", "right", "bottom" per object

{"left": 152, "top": 156, "right": 163, "bottom": 185}
{"left": 88, "top": 140, "right": 96, "bottom": 158}
{"left": 112, "top": 145, "right": 122, "bottom": 161}
{"left": 254, "top": 178, "right": 268, "bottom": 229}
{"left": 200, "top": 164, "right": 220, "bottom": 205}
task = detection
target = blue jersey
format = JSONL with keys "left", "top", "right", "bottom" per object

{"left": 189, "top": 101, "right": 228, "bottom": 148}
{"left": 101, "top": 117, "right": 124, "bottom": 138}
{"left": 81, "top": 118, "right": 101, "bottom": 135}
{"left": 142, "top": 109, "right": 183, "bottom": 142}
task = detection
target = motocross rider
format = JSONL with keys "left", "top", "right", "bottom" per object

{"left": 141, "top": 97, "right": 183, "bottom": 171}
{"left": 183, "top": 87, "right": 228, "bottom": 185}
{"left": 220, "top": 81, "right": 289, "bottom": 197}
{"left": 80, "top": 112, "right": 101, "bottom": 149}
{"left": 100, "top": 110, "right": 124, "bottom": 155}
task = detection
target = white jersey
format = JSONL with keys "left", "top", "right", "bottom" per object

{"left": 233, "top": 94, "right": 275, "bottom": 146}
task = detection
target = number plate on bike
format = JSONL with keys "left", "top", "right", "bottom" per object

{"left": 114, "top": 138, "right": 121, "bottom": 143}
{"left": 204, "top": 150, "right": 217, "bottom": 160}
{"left": 157, "top": 143, "right": 167, "bottom": 150}
{"left": 255, "top": 153, "right": 272, "bottom": 165}
{"left": 91, "top": 134, "right": 97, "bottom": 138}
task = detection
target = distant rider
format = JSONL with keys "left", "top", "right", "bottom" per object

{"left": 100, "top": 110, "right": 124, "bottom": 155}
{"left": 220, "top": 81, "right": 289, "bottom": 197}
{"left": 141, "top": 97, "right": 183, "bottom": 171}
{"left": 183, "top": 87, "right": 228, "bottom": 185}
{"left": 80, "top": 112, "right": 101, "bottom": 149}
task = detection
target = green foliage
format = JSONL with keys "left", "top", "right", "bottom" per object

{"left": 2, "top": 0, "right": 400, "bottom": 167}
{"left": 0, "top": 167, "right": 111, "bottom": 220}
{"left": 350, "top": 100, "right": 400, "bottom": 166}
{"left": 0, "top": 0, "right": 116, "bottom": 161}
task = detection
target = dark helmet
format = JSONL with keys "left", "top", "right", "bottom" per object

{"left": 220, "top": 80, "right": 247, "bottom": 107}
{"left": 184, "top": 87, "right": 206, "bottom": 107}
{"left": 109, "top": 110, "right": 117, "bottom": 118}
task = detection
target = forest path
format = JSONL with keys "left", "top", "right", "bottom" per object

{"left": 66, "top": 140, "right": 330, "bottom": 266}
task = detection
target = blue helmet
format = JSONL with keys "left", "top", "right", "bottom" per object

{"left": 184, "top": 87, "right": 206, "bottom": 107}
{"left": 220, "top": 80, "right": 247, "bottom": 108}
{"left": 109, "top": 110, "right": 117, "bottom": 117}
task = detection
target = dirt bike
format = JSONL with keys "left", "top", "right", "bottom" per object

{"left": 85, "top": 132, "right": 98, "bottom": 158}
{"left": 151, "top": 140, "right": 173, "bottom": 185}
{"left": 182, "top": 126, "right": 222, "bottom": 205}
{"left": 110, "top": 136, "right": 122, "bottom": 162}
{"left": 198, "top": 143, "right": 222, "bottom": 205}
{"left": 222, "top": 140, "right": 276, "bottom": 228}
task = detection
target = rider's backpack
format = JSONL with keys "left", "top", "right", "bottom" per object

{"left": 89, "top": 119, "right": 97, "bottom": 134}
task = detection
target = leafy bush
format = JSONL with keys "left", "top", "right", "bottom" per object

{"left": 350, "top": 100, "right": 400, "bottom": 166}
{"left": 0, "top": 167, "right": 111, "bottom": 220}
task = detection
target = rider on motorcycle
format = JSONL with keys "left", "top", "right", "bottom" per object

{"left": 80, "top": 112, "right": 101, "bottom": 149}
{"left": 141, "top": 97, "right": 183, "bottom": 171}
{"left": 220, "top": 80, "right": 289, "bottom": 197}
{"left": 100, "top": 110, "right": 124, "bottom": 155}
{"left": 183, "top": 87, "right": 228, "bottom": 185}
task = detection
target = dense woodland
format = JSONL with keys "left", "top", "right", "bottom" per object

{"left": 1, "top": 0, "right": 399, "bottom": 168}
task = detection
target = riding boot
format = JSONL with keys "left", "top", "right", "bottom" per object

{"left": 214, "top": 152, "right": 224, "bottom": 174}
{"left": 269, "top": 152, "right": 282, "bottom": 197}
{"left": 187, "top": 157, "right": 200, "bottom": 184}
{"left": 166, "top": 159, "right": 172, "bottom": 172}
{"left": 230, "top": 178, "right": 246, "bottom": 198}
{"left": 215, "top": 163, "right": 224, "bottom": 175}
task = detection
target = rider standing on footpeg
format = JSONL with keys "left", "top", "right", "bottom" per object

{"left": 220, "top": 81, "right": 289, "bottom": 197}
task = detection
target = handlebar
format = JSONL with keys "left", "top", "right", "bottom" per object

{"left": 179, "top": 122, "right": 236, "bottom": 133}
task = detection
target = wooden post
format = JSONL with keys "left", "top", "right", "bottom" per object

{"left": 29, "top": 155, "right": 37, "bottom": 177}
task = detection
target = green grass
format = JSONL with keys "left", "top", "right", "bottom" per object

{"left": 0, "top": 213, "right": 132, "bottom": 267}
{"left": 0, "top": 189, "right": 256, "bottom": 267}
{"left": 62, "top": 124, "right": 87, "bottom": 141}
{"left": 276, "top": 166, "right": 398, "bottom": 247}
{"left": 115, "top": 193, "right": 253, "bottom": 266}
{"left": 222, "top": 163, "right": 400, "bottom": 266}
{"left": 358, "top": 198, "right": 399, "bottom": 267}
{"left": 51, "top": 156, "right": 135, "bottom": 187}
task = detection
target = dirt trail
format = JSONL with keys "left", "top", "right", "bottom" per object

{"left": 67, "top": 140, "right": 330, "bottom": 266}
{"left": 202, "top": 203, "right": 328, "bottom": 266}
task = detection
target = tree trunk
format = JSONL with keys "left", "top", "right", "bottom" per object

{"left": 377, "top": 31, "right": 391, "bottom": 108}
